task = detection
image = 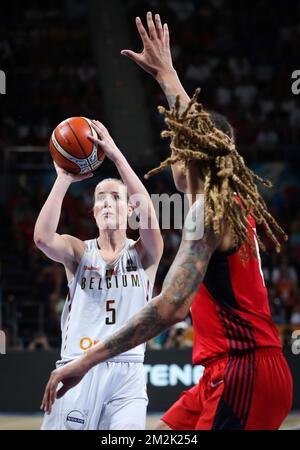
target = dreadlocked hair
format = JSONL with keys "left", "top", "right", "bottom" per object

{"left": 145, "top": 88, "right": 288, "bottom": 263}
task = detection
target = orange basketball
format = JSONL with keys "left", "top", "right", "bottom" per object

{"left": 49, "top": 117, "right": 105, "bottom": 174}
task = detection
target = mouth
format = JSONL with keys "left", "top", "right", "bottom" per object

{"left": 103, "top": 211, "right": 114, "bottom": 218}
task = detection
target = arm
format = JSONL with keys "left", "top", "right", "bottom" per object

{"left": 33, "top": 163, "right": 92, "bottom": 269}
{"left": 121, "top": 12, "right": 191, "bottom": 192}
{"left": 41, "top": 199, "right": 219, "bottom": 413}
{"left": 89, "top": 121, "right": 163, "bottom": 280}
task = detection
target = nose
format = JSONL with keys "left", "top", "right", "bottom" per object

{"left": 103, "top": 195, "right": 113, "bottom": 208}
{"left": 104, "top": 196, "right": 113, "bottom": 209}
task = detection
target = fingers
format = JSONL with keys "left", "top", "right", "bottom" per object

{"left": 135, "top": 13, "right": 167, "bottom": 47}
{"left": 146, "top": 11, "right": 156, "bottom": 40}
{"left": 87, "top": 134, "right": 103, "bottom": 147}
{"left": 41, "top": 372, "right": 61, "bottom": 414}
{"left": 135, "top": 16, "right": 150, "bottom": 45}
{"left": 90, "top": 121, "right": 107, "bottom": 142}
{"left": 56, "top": 383, "right": 69, "bottom": 399}
{"left": 163, "top": 22, "right": 169, "bottom": 46}
{"left": 91, "top": 120, "right": 108, "bottom": 136}
{"left": 48, "top": 375, "right": 59, "bottom": 414}
{"left": 154, "top": 13, "right": 163, "bottom": 40}
{"left": 40, "top": 378, "right": 53, "bottom": 414}
{"left": 121, "top": 49, "right": 141, "bottom": 63}
{"left": 81, "top": 172, "right": 93, "bottom": 179}
{"left": 40, "top": 382, "right": 48, "bottom": 411}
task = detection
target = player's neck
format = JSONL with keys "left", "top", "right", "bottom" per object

{"left": 186, "top": 174, "right": 204, "bottom": 206}
{"left": 186, "top": 161, "right": 204, "bottom": 198}
{"left": 97, "top": 229, "right": 127, "bottom": 254}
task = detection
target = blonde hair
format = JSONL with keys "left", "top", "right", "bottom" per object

{"left": 145, "top": 89, "right": 288, "bottom": 263}
{"left": 94, "top": 178, "right": 127, "bottom": 204}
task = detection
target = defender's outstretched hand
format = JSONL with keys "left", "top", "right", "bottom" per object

{"left": 41, "top": 357, "right": 89, "bottom": 414}
{"left": 121, "top": 11, "right": 174, "bottom": 80}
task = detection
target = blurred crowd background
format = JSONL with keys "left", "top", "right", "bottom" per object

{"left": 1, "top": 0, "right": 300, "bottom": 352}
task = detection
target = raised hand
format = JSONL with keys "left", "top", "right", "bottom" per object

{"left": 121, "top": 11, "right": 174, "bottom": 81}
{"left": 88, "top": 120, "right": 123, "bottom": 164}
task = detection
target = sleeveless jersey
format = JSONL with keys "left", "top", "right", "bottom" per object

{"left": 58, "top": 238, "right": 152, "bottom": 364}
{"left": 191, "top": 214, "right": 282, "bottom": 366}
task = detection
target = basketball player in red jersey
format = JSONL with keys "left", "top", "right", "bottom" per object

{"left": 41, "top": 13, "right": 293, "bottom": 430}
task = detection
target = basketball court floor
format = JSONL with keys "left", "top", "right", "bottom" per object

{"left": 0, "top": 412, "right": 299, "bottom": 430}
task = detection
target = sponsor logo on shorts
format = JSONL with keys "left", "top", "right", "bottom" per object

{"left": 65, "top": 410, "right": 86, "bottom": 430}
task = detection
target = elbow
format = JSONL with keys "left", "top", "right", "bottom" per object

{"left": 163, "top": 304, "right": 187, "bottom": 325}
{"left": 33, "top": 232, "right": 49, "bottom": 249}
{"left": 173, "top": 307, "right": 188, "bottom": 323}
{"left": 33, "top": 230, "right": 40, "bottom": 246}
{"left": 33, "top": 235, "right": 44, "bottom": 248}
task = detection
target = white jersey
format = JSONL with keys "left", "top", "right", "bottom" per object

{"left": 58, "top": 238, "right": 152, "bottom": 364}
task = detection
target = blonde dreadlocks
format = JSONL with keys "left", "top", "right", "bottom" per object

{"left": 145, "top": 88, "right": 287, "bottom": 263}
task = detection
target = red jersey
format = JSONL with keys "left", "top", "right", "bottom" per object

{"left": 191, "top": 215, "right": 282, "bottom": 366}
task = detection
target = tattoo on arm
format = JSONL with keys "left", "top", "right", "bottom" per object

{"left": 103, "top": 199, "right": 218, "bottom": 360}
{"left": 163, "top": 228, "right": 216, "bottom": 309}
{"left": 104, "top": 300, "right": 169, "bottom": 359}
{"left": 162, "top": 197, "right": 217, "bottom": 310}
{"left": 159, "top": 81, "right": 184, "bottom": 111}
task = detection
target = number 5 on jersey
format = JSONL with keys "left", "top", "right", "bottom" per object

{"left": 105, "top": 300, "right": 116, "bottom": 325}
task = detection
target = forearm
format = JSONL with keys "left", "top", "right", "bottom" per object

{"left": 34, "top": 176, "right": 70, "bottom": 242}
{"left": 156, "top": 70, "right": 191, "bottom": 190}
{"left": 115, "top": 154, "right": 150, "bottom": 199}
{"left": 84, "top": 295, "right": 180, "bottom": 369}
{"left": 157, "top": 69, "right": 190, "bottom": 111}
{"left": 115, "top": 154, "right": 159, "bottom": 229}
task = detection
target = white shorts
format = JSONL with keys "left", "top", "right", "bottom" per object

{"left": 41, "top": 361, "right": 148, "bottom": 430}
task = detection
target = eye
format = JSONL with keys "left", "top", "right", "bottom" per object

{"left": 113, "top": 194, "right": 120, "bottom": 200}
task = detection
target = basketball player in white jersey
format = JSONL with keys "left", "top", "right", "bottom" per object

{"left": 34, "top": 120, "right": 163, "bottom": 430}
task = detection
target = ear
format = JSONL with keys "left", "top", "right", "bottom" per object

{"left": 127, "top": 203, "right": 134, "bottom": 217}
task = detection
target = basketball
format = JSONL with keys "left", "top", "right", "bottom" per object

{"left": 49, "top": 117, "right": 105, "bottom": 174}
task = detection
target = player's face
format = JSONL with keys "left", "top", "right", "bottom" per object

{"left": 94, "top": 180, "right": 129, "bottom": 231}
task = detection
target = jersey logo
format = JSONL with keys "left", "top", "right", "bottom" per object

{"left": 105, "top": 268, "right": 115, "bottom": 277}
{"left": 211, "top": 380, "right": 224, "bottom": 388}
{"left": 84, "top": 265, "right": 100, "bottom": 271}
{"left": 126, "top": 258, "right": 137, "bottom": 272}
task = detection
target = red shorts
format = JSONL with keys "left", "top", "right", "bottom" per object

{"left": 162, "top": 348, "right": 293, "bottom": 430}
